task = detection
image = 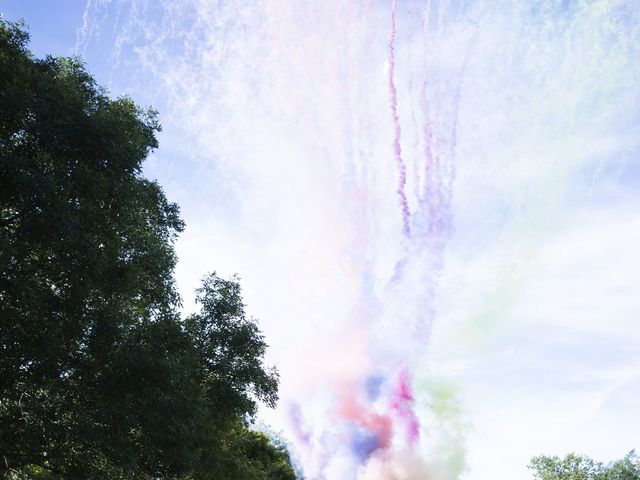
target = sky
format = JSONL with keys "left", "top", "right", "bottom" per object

{"left": 2, "top": 1, "right": 640, "bottom": 479}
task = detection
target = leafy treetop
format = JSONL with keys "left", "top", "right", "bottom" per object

{"left": 529, "top": 451, "right": 640, "bottom": 480}
{"left": 0, "top": 19, "right": 296, "bottom": 480}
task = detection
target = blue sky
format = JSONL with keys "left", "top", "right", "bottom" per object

{"left": 2, "top": 1, "right": 639, "bottom": 479}
{"left": 2, "top": 1, "right": 82, "bottom": 57}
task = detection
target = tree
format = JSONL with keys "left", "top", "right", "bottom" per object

{"left": 529, "top": 452, "right": 640, "bottom": 480}
{"left": 602, "top": 452, "right": 640, "bottom": 480}
{"left": 179, "top": 273, "right": 294, "bottom": 480}
{"left": 0, "top": 19, "right": 296, "bottom": 479}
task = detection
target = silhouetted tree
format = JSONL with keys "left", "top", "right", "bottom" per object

{"left": 0, "top": 19, "right": 296, "bottom": 480}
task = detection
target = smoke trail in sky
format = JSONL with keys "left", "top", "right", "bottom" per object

{"left": 388, "top": 0, "right": 411, "bottom": 237}
{"left": 76, "top": 0, "right": 640, "bottom": 478}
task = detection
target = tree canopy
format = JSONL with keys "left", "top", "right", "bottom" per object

{"left": 529, "top": 452, "right": 640, "bottom": 480}
{"left": 0, "top": 19, "right": 296, "bottom": 480}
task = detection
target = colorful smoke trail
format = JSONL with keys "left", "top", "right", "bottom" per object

{"left": 388, "top": 0, "right": 411, "bottom": 237}
{"left": 76, "top": 0, "right": 640, "bottom": 478}
{"left": 282, "top": 2, "right": 462, "bottom": 473}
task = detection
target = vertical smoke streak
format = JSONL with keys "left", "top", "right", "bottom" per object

{"left": 388, "top": 0, "right": 411, "bottom": 237}
{"left": 389, "top": 369, "right": 420, "bottom": 447}
{"left": 420, "top": 80, "right": 436, "bottom": 230}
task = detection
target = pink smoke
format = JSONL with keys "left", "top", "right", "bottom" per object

{"left": 388, "top": 0, "right": 411, "bottom": 237}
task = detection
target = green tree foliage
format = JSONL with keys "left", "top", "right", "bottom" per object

{"left": 0, "top": 19, "right": 296, "bottom": 479}
{"left": 529, "top": 451, "right": 640, "bottom": 480}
